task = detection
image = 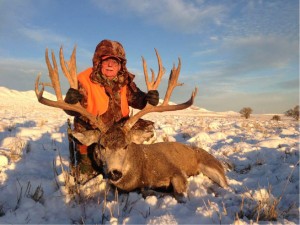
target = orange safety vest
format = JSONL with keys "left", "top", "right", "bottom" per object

{"left": 77, "top": 68, "right": 129, "bottom": 117}
{"left": 77, "top": 68, "right": 130, "bottom": 154}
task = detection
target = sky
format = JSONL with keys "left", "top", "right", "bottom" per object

{"left": 0, "top": 0, "right": 299, "bottom": 114}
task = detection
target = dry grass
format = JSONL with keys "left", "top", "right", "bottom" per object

{"left": 250, "top": 187, "right": 279, "bottom": 222}
{"left": 37, "top": 119, "right": 48, "bottom": 127}
{"left": 235, "top": 160, "right": 299, "bottom": 223}
{"left": 52, "top": 150, "right": 80, "bottom": 202}
{"left": 0, "top": 203, "right": 5, "bottom": 217}
{"left": 25, "top": 182, "right": 44, "bottom": 204}
{"left": 7, "top": 137, "right": 26, "bottom": 161}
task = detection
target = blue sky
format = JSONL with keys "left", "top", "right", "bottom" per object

{"left": 0, "top": 0, "right": 298, "bottom": 113}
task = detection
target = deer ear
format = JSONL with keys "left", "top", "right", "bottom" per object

{"left": 71, "top": 130, "right": 101, "bottom": 146}
{"left": 130, "top": 129, "right": 155, "bottom": 144}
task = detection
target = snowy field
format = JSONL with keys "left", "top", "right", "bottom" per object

{"left": 0, "top": 86, "right": 299, "bottom": 224}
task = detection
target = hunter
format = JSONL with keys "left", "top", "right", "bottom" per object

{"left": 64, "top": 39, "right": 159, "bottom": 183}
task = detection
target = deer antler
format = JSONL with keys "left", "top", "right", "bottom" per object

{"left": 123, "top": 49, "right": 198, "bottom": 132}
{"left": 35, "top": 46, "right": 108, "bottom": 133}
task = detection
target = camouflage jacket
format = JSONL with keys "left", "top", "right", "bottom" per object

{"left": 67, "top": 69, "right": 147, "bottom": 132}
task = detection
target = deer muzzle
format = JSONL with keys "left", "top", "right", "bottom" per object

{"left": 108, "top": 170, "right": 123, "bottom": 181}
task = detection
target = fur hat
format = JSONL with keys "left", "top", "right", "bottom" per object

{"left": 93, "top": 39, "right": 126, "bottom": 68}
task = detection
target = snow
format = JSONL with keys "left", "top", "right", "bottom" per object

{"left": 0, "top": 86, "right": 299, "bottom": 224}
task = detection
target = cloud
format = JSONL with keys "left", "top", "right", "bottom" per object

{"left": 223, "top": 1, "right": 298, "bottom": 38}
{"left": 279, "top": 79, "right": 300, "bottom": 90}
{"left": 195, "top": 35, "right": 298, "bottom": 81}
{"left": 92, "top": 0, "right": 298, "bottom": 37}
{"left": 0, "top": 0, "right": 69, "bottom": 47}
{"left": 0, "top": 0, "right": 34, "bottom": 31}
{"left": 0, "top": 57, "right": 44, "bottom": 91}
{"left": 91, "top": 0, "right": 227, "bottom": 33}
{"left": 0, "top": 57, "right": 70, "bottom": 93}
{"left": 18, "top": 27, "right": 69, "bottom": 45}
{"left": 0, "top": 58, "right": 44, "bottom": 76}
{"left": 223, "top": 36, "right": 298, "bottom": 71}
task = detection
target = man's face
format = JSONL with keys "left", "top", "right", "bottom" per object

{"left": 101, "top": 57, "right": 121, "bottom": 80}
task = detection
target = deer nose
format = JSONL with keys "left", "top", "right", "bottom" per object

{"left": 108, "top": 170, "right": 123, "bottom": 181}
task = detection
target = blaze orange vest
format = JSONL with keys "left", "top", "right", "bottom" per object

{"left": 77, "top": 68, "right": 129, "bottom": 117}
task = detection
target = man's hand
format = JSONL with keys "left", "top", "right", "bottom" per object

{"left": 146, "top": 90, "right": 159, "bottom": 106}
{"left": 65, "top": 88, "right": 83, "bottom": 104}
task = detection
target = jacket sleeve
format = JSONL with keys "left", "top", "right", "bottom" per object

{"left": 127, "top": 80, "right": 148, "bottom": 110}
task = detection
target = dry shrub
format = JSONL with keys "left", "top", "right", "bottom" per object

{"left": 285, "top": 105, "right": 299, "bottom": 120}
{"left": 4, "top": 137, "right": 27, "bottom": 162}
{"left": 240, "top": 107, "right": 253, "bottom": 119}
{"left": 237, "top": 161, "right": 299, "bottom": 222}
{"left": 271, "top": 115, "right": 281, "bottom": 121}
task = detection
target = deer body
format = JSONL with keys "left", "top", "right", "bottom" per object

{"left": 100, "top": 141, "right": 228, "bottom": 194}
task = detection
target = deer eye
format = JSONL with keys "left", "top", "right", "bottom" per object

{"left": 97, "top": 140, "right": 105, "bottom": 149}
{"left": 96, "top": 142, "right": 105, "bottom": 152}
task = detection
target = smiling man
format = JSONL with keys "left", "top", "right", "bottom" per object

{"left": 101, "top": 57, "right": 121, "bottom": 80}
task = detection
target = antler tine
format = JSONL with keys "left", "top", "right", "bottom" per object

{"left": 45, "top": 48, "right": 63, "bottom": 101}
{"left": 162, "top": 57, "right": 184, "bottom": 106}
{"left": 142, "top": 48, "right": 166, "bottom": 91}
{"left": 60, "top": 46, "right": 78, "bottom": 89}
{"left": 35, "top": 73, "right": 44, "bottom": 101}
{"left": 35, "top": 47, "right": 109, "bottom": 133}
{"left": 123, "top": 50, "right": 198, "bottom": 132}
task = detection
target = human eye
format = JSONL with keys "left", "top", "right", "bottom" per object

{"left": 112, "top": 59, "right": 119, "bottom": 65}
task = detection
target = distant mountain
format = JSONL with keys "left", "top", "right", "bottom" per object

{"left": 0, "top": 86, "right": 57, "bottom": 103}
{"left": 1, "top": 86, "right": 236, "bottom": 114}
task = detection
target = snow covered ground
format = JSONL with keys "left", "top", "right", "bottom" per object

{"left": 0, "top": 86, "right": 299, "bottom": 224}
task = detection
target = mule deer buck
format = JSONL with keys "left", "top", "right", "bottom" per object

{"left": 35, "top": 46, "right": 228, "bottom": 199}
